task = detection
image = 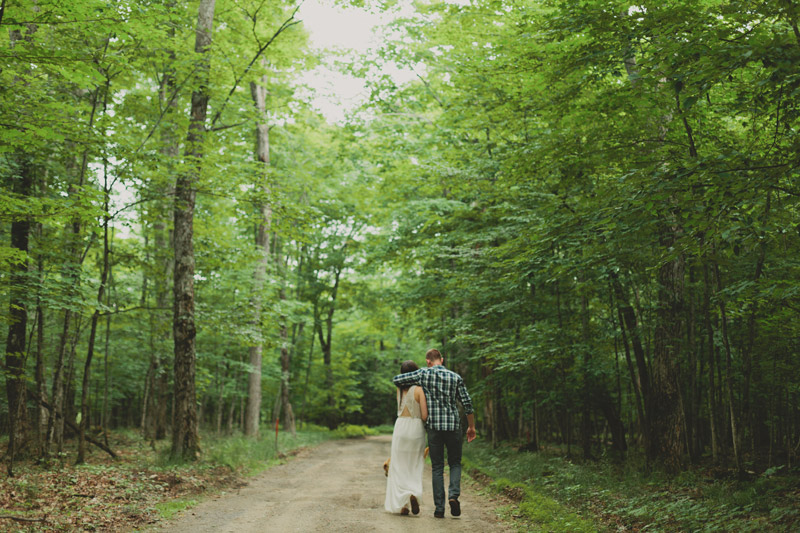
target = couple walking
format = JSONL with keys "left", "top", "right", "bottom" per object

{"left": 384, "top": 349, "right": 476, "bottom": 518}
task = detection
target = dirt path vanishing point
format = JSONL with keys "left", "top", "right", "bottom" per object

{"left": 160, "top": 435, "right": 512, "bottom": 533}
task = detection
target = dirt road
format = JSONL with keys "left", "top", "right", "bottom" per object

{"left": 162, "top": 435, "right": 511, "bottom": 532}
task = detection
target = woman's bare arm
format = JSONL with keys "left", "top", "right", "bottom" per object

{"left": 416, "top": 386, "right": 428, "bottom": 422}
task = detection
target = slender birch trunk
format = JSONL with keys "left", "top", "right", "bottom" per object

{"left": 148, "top": 8, "right": 179, "bottom": 442}
{"left": 244, "top": 65, "right": 271, "bottom": 437}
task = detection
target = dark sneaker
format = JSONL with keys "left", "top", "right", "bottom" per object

{"left": 449, "top": 498, "right": 461, "bottom": 517}
{"left": 400, "top": 507, "right": 409, "bottom": 516}
{"left": 434, "top": 510, "right": 445, "bottom": 518}
{"left": 410, "top": 495, "right": 420, "bottom": 515}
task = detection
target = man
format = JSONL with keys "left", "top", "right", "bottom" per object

{"left": 392, "top": 348, "right": 476, "bottom": 519}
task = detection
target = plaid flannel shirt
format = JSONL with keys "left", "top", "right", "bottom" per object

{"left": 392, "top": 365, "right": 474, "bottom": 432}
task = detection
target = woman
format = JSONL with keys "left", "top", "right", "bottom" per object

{"left": 384, "top": 360, "right": 428, "bottom": 515}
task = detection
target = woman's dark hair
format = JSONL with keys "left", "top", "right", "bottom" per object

{"left": 398, "top": 360, "right": 419, "bottom": 391}
{"left": 400, "top": 360, "right": 419, "bottom": 374}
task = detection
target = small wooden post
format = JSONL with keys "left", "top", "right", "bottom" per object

{"left": 275, "top": 417, "right": 280, "bottom": 454}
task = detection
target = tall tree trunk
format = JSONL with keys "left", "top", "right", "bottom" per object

{"left": 101, "top": 225, "right": 114, "bottom": 449}
{"left": 612, "top": 274, "right": 649, "bottom": 445}
{"left": 317, "top": 265, "right": 342, "bottom": 426}
{"left": 647, "top": 228, "right": 686, "bottom": 473}
{"left": 5, "top": 156, "right": 33, "bottom": 476}
{"left": 227, "top": 394, "right": 236, "bottom": 435}
{"left": 317, "top": 315, "right": 335, "bottom": 428}
{"left": 284, "top": 320, "right": 303, "bottom": 434}
{"left": 76, "top": 76, "right": 112, "bottom": 463}
{"left": 77, "top": 158, "right": 112, "bottom": 464}
{"left": 47, "top": 82, "right": 102, "bottom": 455}
{"left": 141, "top": 362, "right": 152, "bottom": 435}
{"left": 243, "top": 65, "right": 271, "bottom": 437}
{"left": 148, "top": 214, "right": 172, "bottom": 441}
{"left": 49, "top": 312, "right": 70, "bottom": 453}
{"left": 598, "top": 389, "right": 628, "bottom": 453}
{"left": 6, "top": 10, "right": 38, "bottom": 468}
{"left": 279, "top": 288, "right": 297, "bottom": 436}
{"left": 742, "top": 190, "right": 770, "bottom": 453}
{"left": 703, "top": 263, "right": 721, "bottom": 462}
{"left": 299, "top": 313, "right": 316, "bottom": 426}
{"left": 622, "top": 22, "right": 686, "bottom": 471}
{"left": 172, "top": 0, "right": 216, "bottom": 460}
{"left": 685, "top": 266, "right": 698, "bottom": 462}
{"left": 35, "top": 227, "right": 48, "bottom": 459}
{"left": 580, "top": 291, "right": 593, "bottom": 460}
{"left": 216, "top": 361, "right": 226, "bottom": 434}
{"left": 713, "top": 260, "right": 743, "bottom": 476}
{"left": 63, "top": 324, "right": 80, "bottom": 448}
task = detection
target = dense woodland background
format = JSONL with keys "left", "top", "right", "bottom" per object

{"left": 2, "top": 0, "right": 800, "bottom": 481}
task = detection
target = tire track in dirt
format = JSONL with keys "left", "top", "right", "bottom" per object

{"left": 160, "top": 435, "right": 511, "bottom": 532}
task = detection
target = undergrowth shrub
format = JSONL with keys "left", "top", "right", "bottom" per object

{"left": 332, "top": 424, "right": 379, "bottom": 438}
{"left": 466, "top": 462, "right": 597, "bottom": 532}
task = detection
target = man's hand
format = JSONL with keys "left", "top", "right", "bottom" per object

{"left": 465, "top": 413, "right": 476, "bottom": 442}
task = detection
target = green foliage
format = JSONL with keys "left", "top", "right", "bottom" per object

{"left": 353, "top": 0, "right": 800, "bottom": 479}
{"left": 331, "top": 424, "right": 380, "bottom": 439}
{"left": 3, "top": 3, "right": 800, "bottom": 532}
{"left": 371, "top": 424, "right": 395, "bottom": 435}
{"left": 465, "top": 442, "right": 800, "bottom": 532}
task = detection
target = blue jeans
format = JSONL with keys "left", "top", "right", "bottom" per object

{"left": 427, "top": 429, "right": 463, "bottom": 512}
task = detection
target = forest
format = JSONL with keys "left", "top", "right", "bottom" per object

{"left": 2, "top": 0, "right": 800, "bottom": 530}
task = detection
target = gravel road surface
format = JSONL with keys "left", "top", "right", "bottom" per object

{"left": 161, "top": 435, "right": 511, "bottom": 532}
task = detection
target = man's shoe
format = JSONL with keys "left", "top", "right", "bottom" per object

{"left": 434, "top": 510, "right": 445, "bottom": 518}
{"left": 449, "top": 498, "right": 461, "bottom": 517}
{"left": 410, "top": 495, "right": 420, "bottom": 515}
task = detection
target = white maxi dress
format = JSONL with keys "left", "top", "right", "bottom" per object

{"left": 384, "top": 385, "right": 426, "bottom": 513}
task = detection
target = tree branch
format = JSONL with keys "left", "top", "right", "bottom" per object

{"left": 209, "top": 119, "right": 249, "bottom": 132}
{"left": 209, "top": 2, "right": 304, "bottom": 128}
{"left": 133, "top": 66, "right": 199, "bottom": 154}
{"left": 414, "top": 69, "right": 445, "bottom": 108}
{"left": 99, "top": 305, "right": 170, "bottom": 316}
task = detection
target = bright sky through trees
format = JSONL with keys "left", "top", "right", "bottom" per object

{"left": 298, "top": 0, "right": 416, "bottom": 122}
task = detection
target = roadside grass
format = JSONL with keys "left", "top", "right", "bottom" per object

{"left": 463, "top": 458, "right": 597, "bottom": 532}
{"left": 154, "top": 498, "right": 199, "bottom": 520}
{"left": 463, "top": 440, "right": 800, "bottom": 532}
{"left": 159, "top": 427, "right": 334, "bottom": 475}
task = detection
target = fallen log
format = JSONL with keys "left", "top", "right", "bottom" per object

{"left": 0, "top": 514, "right": 48, "bottom": 523}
